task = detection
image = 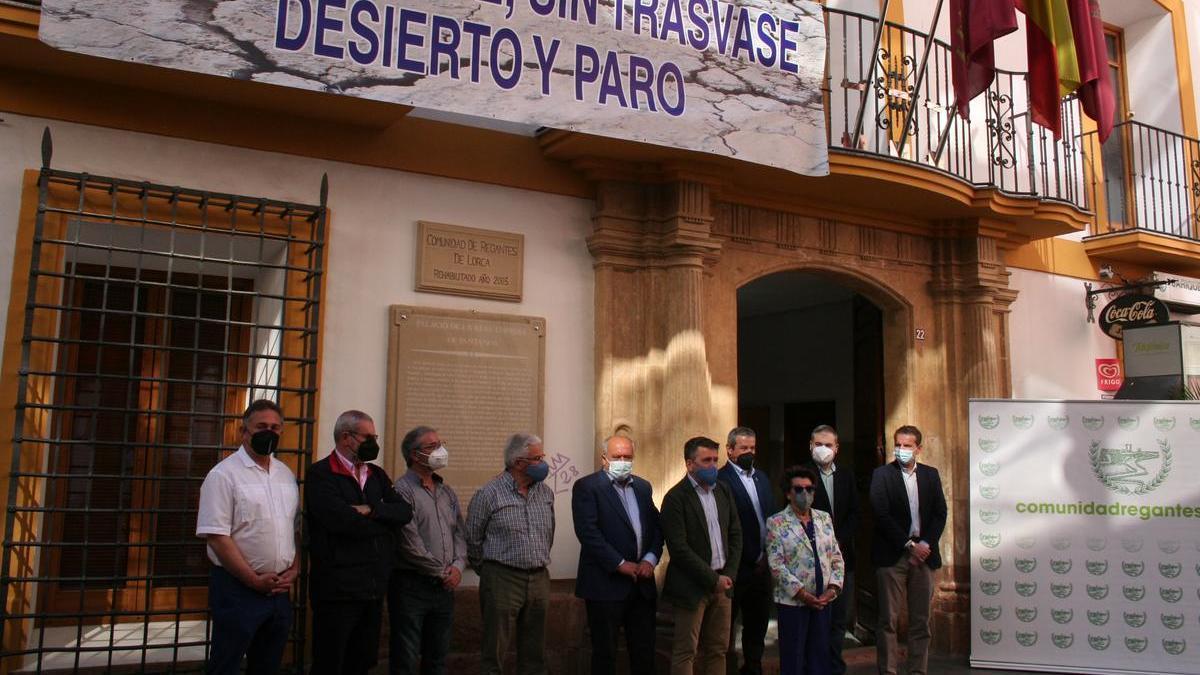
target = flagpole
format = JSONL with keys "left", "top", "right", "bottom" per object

{"left": 932, "top": 99, "right": 959, "bottom": 165}
{"left": 895, "top": 0, "right": 946, "bottom": 155}
{"left": 849, "top": 0, "right": 893, "bottom": 149}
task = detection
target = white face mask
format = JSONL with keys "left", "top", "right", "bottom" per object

{"left": 812, "top": 444, "right": 835, "bottom": 465}
{"left": 894, "top": 447, "right": 914, "bottom": 466}
{"left": 425, "top": 445, "right": 449, "bottom": 471}
{"left": 607, "top": 459, "right": 633, "bottom": 481}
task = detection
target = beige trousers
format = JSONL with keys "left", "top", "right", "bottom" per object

{"left": 670, "top": 590, "right": 732, "bottom": 675}
{"left": 875, "top": 556, "right": 934, "bottom": 675}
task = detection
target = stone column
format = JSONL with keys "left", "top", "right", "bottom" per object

{"left": 928, "top": 220, "right": 1016, "bottom": 654}
{"left": 587, "top": 167, "right": 722, "bottom": 496}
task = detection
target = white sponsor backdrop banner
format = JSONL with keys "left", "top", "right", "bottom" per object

{"left": 38, "top": 0, "right": 829, "bottom": 176}
{"left": 970, "top": 400, "right": 1200, "bottom": 674}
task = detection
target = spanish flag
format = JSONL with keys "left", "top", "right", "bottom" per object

{"left": 1018, "top": 0, "right": 1081, "bottom": 137}
{"left": 950, "top": 0, "right": 1018, "bottom": 119}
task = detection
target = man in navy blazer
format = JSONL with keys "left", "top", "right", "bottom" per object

{"left": 869, "top": 425, "right": 947, "bottom": 675}
{"left": 572, "top": 435, "right": 663, "bottom": 675}
{"left": 716, "top": 426, "right": 776, "bottom": 675}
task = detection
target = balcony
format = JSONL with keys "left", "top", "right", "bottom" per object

{"left": 1079, "top": 121, "right": 1200, "bottom": 274}
{"left": 824, "top": 7, "right": 1089, "bottom": 228}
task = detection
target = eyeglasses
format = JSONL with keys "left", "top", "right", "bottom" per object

{"left": 791, "top": 485, "right": 816, "bottom": 493}
{"left": 520, "top": 455, "right": 546, "bottom": 463}
{"left": 349, "top": 431, "right": 379, "bottom": 443}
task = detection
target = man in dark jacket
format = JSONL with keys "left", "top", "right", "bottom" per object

{"left": 869, "top": 425, "right": 947, "bottom": 675}
{"left": 307, "top": 410, "right": 413, "bottom": 675}
{"left": 716, "top": 427, "right": 775, "bottom": 675}
{"left": 662, "top": 436, "right": 742, "bottom": 675}
{"left": 572, "top": 435, "right": 663, "bottom": 675}
{"left": 805, "top": 424, "right": 858, "bottom": 675}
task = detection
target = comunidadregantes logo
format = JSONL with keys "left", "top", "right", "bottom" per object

{"left": 1089, "top": 440, "right": 1172, "bottom": 495}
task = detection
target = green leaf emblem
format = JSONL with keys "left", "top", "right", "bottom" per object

{"left": 1087, "top": 584, "right": 1109, "bottom": 600}
{"left": 979, "top": 415, "right": 1000, "bottom": 430}
{"left": 1012, "top": 415, "right": 1034, "bottom": 429}
{"left": 1050, "top": 559, "right": 1072, "bottom": 575}
{"left": 1052, "top": 608, "right": 1074, "bottom": 624}
{"left": 1015, "top": 607, "right": 1037, "bottom": 622}
{"left": 1086, "top": 537, "right": 1107, "bottom": 552}
{"left": 1122, "top": 560, "right": 1144, "bottom": 577}
{"left": 1125, "top": 637, "right": 1148, "bottom": 653}
{"left": 1082, "top": 416, "right": 1104, "bottom": 431}
{"left": 1051, "top": 633, "right": 1074, "bottom": 649}
{"left": 979, "top": 605, "right": 1001, "bottom": 621}
{"left": 1124, "top": 611, "right": 1146, "bottom": 628}
{"left": 1160, "top": 587, "right": 1183, "bottom": 603}
{"left": 1015, "top": 582, "right": 1037, "bottom": 598}
{"left": 1159, "top": 562, "right": 1182, "bottom": 579}
{"left": 1161, "top": 613, "right": 1184, "bottom": 630}
{"left": 979, "top": 580, "right": 1002, "bottom": 596}
{"left": 1086, "top": 609, "right": 1107, "bottom": 626}
{"left": 1086, "top": 560, "right": 1108, "bottom": 575}
{"left": 1088, "top": 635, "right": 1110, "bottom": 650}
{"left": 1047, "top": 415, "right": 1068, "bottom": 430}
{"left": 1123, "top": 585, "right": 1145, "bottom": 601}
{"left": 979, "top": 556, "right": 1001, "bottom": 573}
{"left": 1050, "top": 583, "right": 1073, "bottom": 599}
{"left": 1015, "top": 631, "right": 1037, "bottom": 647}
{"left": 1014, "top": 558, "right": 1037, "bottom": 574}
{"left": 979, "top": 629, "right": 1002, "bottom": 645}
{"left": 1163, "top": 639, "right": 1186, "bottom": 656}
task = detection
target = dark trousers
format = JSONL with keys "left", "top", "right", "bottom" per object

{"left": 777, "top": 603, "right": 832, "bottom": 675}
{"left": 388, "top": 569, "right": 455, "bottom": 675}
{"left": 478, "top": 561, "right": 550, "bottom": 675}
{"left": 311, "top": 597, "right": 384, "bottom": 675}
{"left": 829, "top": 571, "right": 854, "bottom": 675}
{"left": 726, "top": 567, "right": 771, "bottom": 675}
{"left": 585, "top": 591, "right": 657, "bottom": 675}
{"left": 207, "top": 566, "right": 291, "bottom": 675}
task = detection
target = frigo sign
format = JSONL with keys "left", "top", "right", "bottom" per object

{"left": 1098, "top": 294, "right": 1169, "bottom": 339}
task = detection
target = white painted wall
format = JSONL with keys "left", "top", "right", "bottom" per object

{"left": 1008, "top": 268, "right": 1118, "bottom": 399}
{"left": 0, "top": 113, "right": 596, "bottom": 579}
{"left": 1125, "top": 13, "right": 1182, "bottom": 134}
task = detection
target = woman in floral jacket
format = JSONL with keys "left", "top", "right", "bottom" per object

{"left": 766, "top": 465, "right": 845, "bottom": 675}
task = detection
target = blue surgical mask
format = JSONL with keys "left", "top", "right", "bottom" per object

{"left": 524, "top": 459, "right": 550, "bottom": 483}
{"left": 693, "top": 465, "right": 719, "bottom": 487}
{"left": 895, "top": 447, "right": 914, "bottom": 465}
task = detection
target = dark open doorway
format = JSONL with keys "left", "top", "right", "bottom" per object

{"left": 736, "top": 269, "right": 885, "bottom": 645}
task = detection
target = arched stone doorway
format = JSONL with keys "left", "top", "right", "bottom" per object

{"left": 587, "top": 171, "right": 1018, "bottom": 654}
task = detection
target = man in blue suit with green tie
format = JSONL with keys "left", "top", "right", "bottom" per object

{"left": 572, "top": 435, "right": 663, "bottom": 675}
{"left": 717, "top": 426, "right": 777, "bottom": 675}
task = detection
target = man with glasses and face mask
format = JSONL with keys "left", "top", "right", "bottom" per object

{"left": 197, "top": 399, "right": 298, "bottom": 675}
{"left": 388, "top": 426, "right": 466, "bottom": 675}
{"left": 466, "top": 432, "right": 555, "bottom": 675}
{"left": 307, "top": 410, "right": 413, "bottom": 675}
{"left": 572, "top": 435, "right": 663, "bottom": 675}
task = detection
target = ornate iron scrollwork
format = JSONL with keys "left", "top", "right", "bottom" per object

{"left": 987, "top": 89, "right": 1017, "bottom": 169}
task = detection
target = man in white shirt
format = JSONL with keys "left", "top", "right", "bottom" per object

{"left": 196, "top": 399, "right": 299, "bottom": 675}
{"left": 868, "top": 425, "right": 947, "bottom": 675}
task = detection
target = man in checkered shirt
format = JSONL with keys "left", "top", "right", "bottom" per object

{"left": 465, "top": 432, "right": 556, "bottom": 675}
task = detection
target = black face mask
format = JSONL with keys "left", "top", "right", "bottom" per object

{"left": 356, "top": 437, "right": 381, "bottom": 463}
{"left": 250, "top": 430, "right": 279, "bottom": 456}
{"left": 734, "top": 453, "right": 755, "bottom": 471}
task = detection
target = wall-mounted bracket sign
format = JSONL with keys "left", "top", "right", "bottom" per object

{"left": 416, "top": 221, "right": 523, "bottom": 302}
{"left": 1097, "top": 293, "right": 1169, "bottom": 339}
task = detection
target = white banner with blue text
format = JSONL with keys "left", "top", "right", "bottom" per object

{"left": 39, "top": 0, "right": 829, "bottom": 176}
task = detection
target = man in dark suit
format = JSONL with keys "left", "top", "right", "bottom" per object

{"left": 662, "top": 436, "right": 742, "bottom": 675}
{"left": 307, "top": 410, "right": 413, "bottom": 675}
{"left": 716, "top": 427, "right": 775, "bottom": 675}
{"left": 805, "top": 424, "right": 859, "bottom": 675}
{"left": 869, "top": 425, "right": 947, "bottom": 675}
{"left": 572, "top": 435, "right": 664, "bottom": 675}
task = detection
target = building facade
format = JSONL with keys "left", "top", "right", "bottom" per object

{"left": 0, "top": 0, "right": 1197, "bottom": 671}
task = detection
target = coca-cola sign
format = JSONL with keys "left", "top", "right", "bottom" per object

{"left": 1097, "top": 294, "right": 1169, "bottom": 339}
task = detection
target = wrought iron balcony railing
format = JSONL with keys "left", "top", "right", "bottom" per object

{"left": 1079, "top": 121, "right": 1200, "bottom": 241}
{"left": 824, "top": 7, "right": 1088, "bottom": 211}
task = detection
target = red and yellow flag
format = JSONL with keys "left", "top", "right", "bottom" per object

{"left": 1018, "top": 0, "right": 1081, "bottom": 137}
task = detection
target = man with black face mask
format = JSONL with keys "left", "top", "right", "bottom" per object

{"left": 197, "top": 399, "right": 298, "bottom": 675}
{"left": 717, "top": 426, "right": 776, "bottom": 675}
{"left": 307, "top": 410, "right": 413, "bottom": 675}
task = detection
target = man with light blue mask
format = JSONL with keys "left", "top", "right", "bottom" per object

{"left": 662, "top": 436, "right": 743, "bottom": 675}
{"left": 572, "top": 435, "right": 663, "bottom": 675}
{"left": 868, "top": 425, "right": 947, "bottom": 675}
{"left": 465, "top": 432, "right": 555, "bottom": 675}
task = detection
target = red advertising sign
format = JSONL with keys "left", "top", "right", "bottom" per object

{"left": 1095, "top": 358, "right": 1122, "bottom": 391}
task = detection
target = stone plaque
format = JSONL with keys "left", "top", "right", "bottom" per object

{"left": 385, "top": 306, "right": 545, "bottom": 509}
{"left": 415, "top": 222, "right": 524, "bottom": 302}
